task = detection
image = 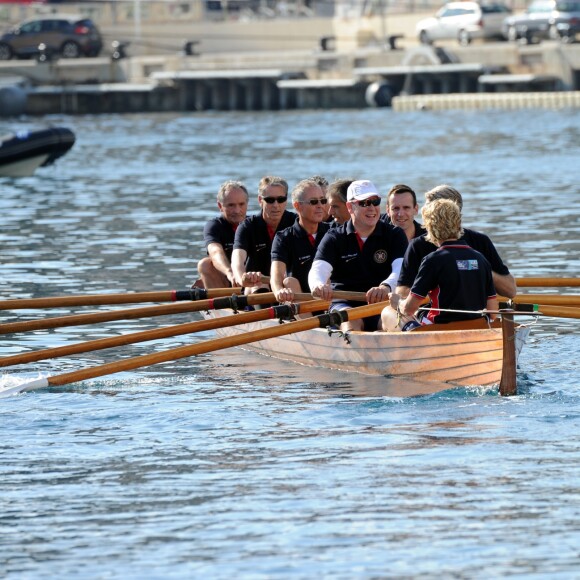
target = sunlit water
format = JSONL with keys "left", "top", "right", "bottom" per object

{"left": 1, "top": 109, "right": 579, "bottom": 577}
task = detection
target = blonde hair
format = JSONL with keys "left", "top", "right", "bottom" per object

{"left": 422, "top": 199, "right": 463, "bottom": 245}
{"left": 424, "top": 184, "right": 463, "bottom": 211}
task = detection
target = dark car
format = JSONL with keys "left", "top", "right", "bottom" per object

{"left": 0, "top": 14, "right": 103, "bottom": 60}
{"left": 503, "top": 0, "right": 580, "bottom": 42}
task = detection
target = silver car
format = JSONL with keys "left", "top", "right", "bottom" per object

{"left": 503, "top": 0, "right": 580, "bottom": 42}
{"left": 416, "top": 1, "right": 511, "bottom": 46}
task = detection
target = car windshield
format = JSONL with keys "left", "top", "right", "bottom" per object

{"left": 555, "top": 1, "right": 580, "bottom": 9}
{"left": 481, "top": 4, "right": 511, "bottom": 12}
{"left": 528, "top": 1, "right": 553, "bottom": 12}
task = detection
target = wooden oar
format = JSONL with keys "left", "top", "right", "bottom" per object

{"left": 0, "top": 300, "right": 330, "bottom": 368}
{"left": 0, "top": 292, "right": 274, "bottom": 335}
{"left": 0, "top": 290, "right": 367, "bottom": 335}
{"left": 0, "top": 287, "right": 243, "bottom": 310}
{"left": 1, "top": 301, "right": 388, "bottom": 396}
{"left": 515, "top": 277, "right": 580, "bottom": 288}
{"left": 506, "top": 294, "right": 580, "bottom": 307}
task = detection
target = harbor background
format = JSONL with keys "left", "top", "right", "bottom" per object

{"left": 1, "top": 108, "right": 579, "bottom": 576}
{"left": 2, "top": 0, "right": 580, "bottom": 115}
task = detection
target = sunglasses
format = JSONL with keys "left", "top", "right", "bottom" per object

{"left": 300, "top": 198, "right": 328, "bottom": 206}
{"left": 262, "top": 196, "right": 287, "bottom": 204}
{"left": 354, "top": 198, "right": 381, "bottom": 207}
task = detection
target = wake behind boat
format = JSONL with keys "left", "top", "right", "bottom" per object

{"left": 0, "top": 126, "right": 75, "bottom": 177}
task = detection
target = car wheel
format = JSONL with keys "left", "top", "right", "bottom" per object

{"left": 458, "top": 29, "right": 472, "bottom": 46}
{"left": 61, "top": 41, "right": 81, "bottom": 58}
{"left": 507, "top": 25, "right": 518, "bottom": 42}
{"left": 0, "top": 42, "right": 13, "bottom": 60}
{"left": 419, "top": 30, "right": 431, "bottom": 45}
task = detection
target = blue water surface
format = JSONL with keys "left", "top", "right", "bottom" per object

{"left": 1, "top": 108, "right": 579, "bottom": 578}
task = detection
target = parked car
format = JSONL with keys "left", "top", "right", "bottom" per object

{"left": 0, "top": 14, "right": 103, "bottom": 60}
{"left": 416, "top": 1, "right": 512, "bottom": 46}
{"left": 502, "top": 0, "right": 580, "bottom": 42}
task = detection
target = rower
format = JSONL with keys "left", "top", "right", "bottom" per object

{"left": 382, "top": 199, "right": 498, "bottom": 330}
{"left": 197, "top": 180, "right": 248, "bottom": 289}
{"left": 381, "top": 183, "right": 426, "bottom": 241}
{"left": 326, "top": 178, "right": 353, "bottom": 226}
{"left": 308, "top": 179, "right": 408, "bottom": 332}
{"left": 270, "top": 179, "right": 331, "bottom": 308}
{"left": 396, "top": 184, "right": 517, "bottom": 300}
{"left": 231, "top": 176, "right": 296, "bottom": 294}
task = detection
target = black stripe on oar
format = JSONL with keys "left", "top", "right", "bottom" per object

{"left": 499, "top": 302, "right": 540, "bottom": 313}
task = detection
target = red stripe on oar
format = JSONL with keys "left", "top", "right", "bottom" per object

{"left": 209, "top": 298, "right": 215, "bottom": 309}
{"left": 268, "top": 307, "right": 277, "bottom": 319}
{"left": 171, "top": 290, "right": 177, "bottom": 302}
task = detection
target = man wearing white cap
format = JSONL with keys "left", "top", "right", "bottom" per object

{"left": 308, "top": 179, "right": 408, "bottom": 331}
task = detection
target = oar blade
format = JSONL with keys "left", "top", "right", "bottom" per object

{"left": 0, "top": 377, "right": 49, "bottom": 398}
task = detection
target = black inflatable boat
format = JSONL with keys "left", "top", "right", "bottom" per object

{"left": 0, "top": 127, "right": 75, "bottom": 177}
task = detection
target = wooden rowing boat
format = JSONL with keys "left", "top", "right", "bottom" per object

{"left": 204, "top": 309, "right": 530, "bottom": 388}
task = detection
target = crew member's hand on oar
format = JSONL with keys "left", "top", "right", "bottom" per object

{"left": 275, "top": 287, "right": 295, "bottom": 303}
{"left": 311, "top": 283, "right": 333, "bottom": 301}
{"left": 366, "top": 285, "right": 390, "bottom": 304}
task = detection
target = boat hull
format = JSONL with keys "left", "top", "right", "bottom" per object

{"left": 205, "top": 310, "right": 530, "bottom": 388}
{"left": 0, "top": 127, "right": 75, "bottom": 177}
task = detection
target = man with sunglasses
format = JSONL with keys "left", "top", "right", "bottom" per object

{"left": 232, "top": 176, "right": 296, "bottom": 293}
{"left": 270, "top": 179, "right": 331, "bottom": 304}
{"left": 308, "top": 180, "right": 408, "bottom": 332}
{"left": 197, "top": 180, "right": 249, "bottom": 289}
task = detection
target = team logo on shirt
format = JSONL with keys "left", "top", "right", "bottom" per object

{"left": 374, "top": 249, "right": 387, "bottom": 264}
{"left": 456, "top": 260, "right": 479, "bottom": 270}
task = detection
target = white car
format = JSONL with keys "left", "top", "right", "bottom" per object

{"left": 416, "top": 1, "right": 512, "bottom": 46}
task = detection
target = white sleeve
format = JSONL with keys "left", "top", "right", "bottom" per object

{"left": 382, "top": 257, "right": 403, "bottom": 291}
{"left": 308, "top": 260, "right": 333, "bottom": 290}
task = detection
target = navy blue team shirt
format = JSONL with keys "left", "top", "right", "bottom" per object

{"left": 399, "top": 227, "right": 510, "bottom": 289}
{"left": 233, "top": 211, "right": 296, "bottom": 276}
{"left": 410, "top": 240, "right": 497, "bottom": 324}
{"left": 203, "top": 216, "right": 237, "bottom": 260}
{"left": 313, "top": 219, "right": 408, "bottom": 293}
{"left": 271, "top": 220, "right": 331, "bottom": 292}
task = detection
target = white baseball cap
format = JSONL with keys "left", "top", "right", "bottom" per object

{"left": 346, "top": 180, "right": 382, "bottom": 202}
